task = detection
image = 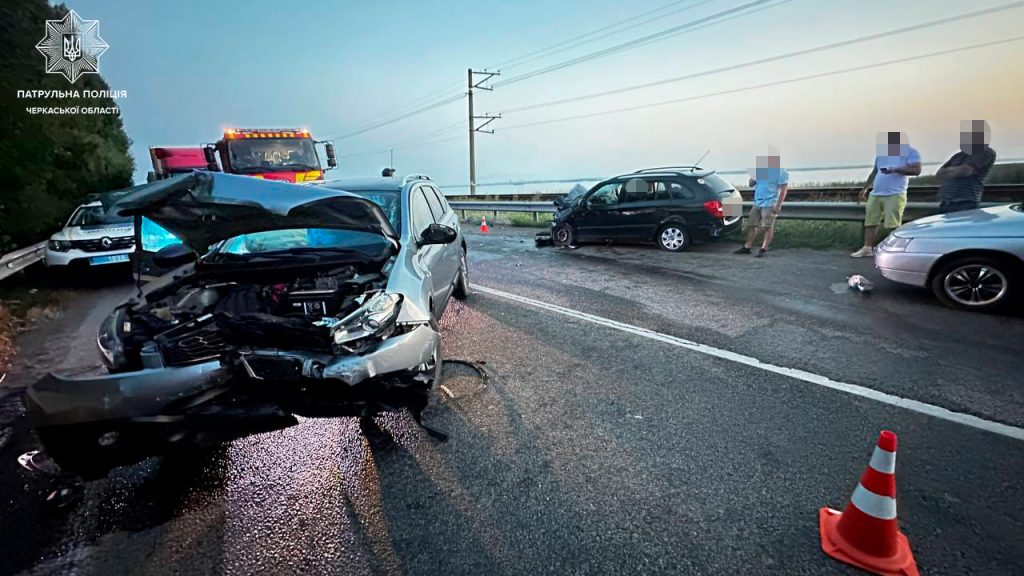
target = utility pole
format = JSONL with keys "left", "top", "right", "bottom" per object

{"left": 468, "top": 68, "right": 500, "bottom": 196}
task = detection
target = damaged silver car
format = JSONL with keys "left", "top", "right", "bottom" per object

{"left": 26, "top": 171, "right": 468, "bottom": 477}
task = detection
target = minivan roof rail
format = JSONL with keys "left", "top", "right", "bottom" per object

{"left": 630, "top": 166, "right": 708, "bottom": 174}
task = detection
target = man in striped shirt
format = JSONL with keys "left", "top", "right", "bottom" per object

{"left": 935, "top": 120, "right": 997, "bottom": 213}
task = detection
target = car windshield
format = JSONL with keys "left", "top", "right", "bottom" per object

{"left": 227, "top": 138, "right": 321, "bottom": 173}
{"left": 209, "top": 228, "right": 390, "bottom": 258}
{"left": 69, "top": 205, "right": 132, "bottom": 227}
{"left": 344, "top": 190, "right": 401, "bottom": 231}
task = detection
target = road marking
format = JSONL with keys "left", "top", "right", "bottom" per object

{"left": 472, "top": 284, "right": 1024, "bottom": 442}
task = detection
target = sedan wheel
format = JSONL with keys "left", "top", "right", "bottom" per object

{"left": 453, "top": 247, "right": 469, "bottom": 300}
{"left": 932, "top": 257, "right": 1016, "bottom": 311}
{"left": 657, "top": 224, "right": 690, "bottom": 252}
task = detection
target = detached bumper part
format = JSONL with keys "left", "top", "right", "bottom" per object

{"left": 26, "top": 325, "right": 442, "bottom": 477}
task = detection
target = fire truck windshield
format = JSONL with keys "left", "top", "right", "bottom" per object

{"left": 226, "top": 138, "right": 321, "bottom": 173}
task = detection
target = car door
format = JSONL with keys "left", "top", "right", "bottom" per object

{"left": 574, "top": 181, "right": 626, "bottom": 241}
{"left": 611, "top": 177, "right": 661, "bottom": 240}
{"left": 408, "top": 186, "right": 446, "bottom": 314}
{"left": 423, "top": 185, "right": 460, "bottom": 293}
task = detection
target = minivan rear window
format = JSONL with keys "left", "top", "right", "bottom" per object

{"left": 700, "top": 173, "right": 736, "bottom": 194}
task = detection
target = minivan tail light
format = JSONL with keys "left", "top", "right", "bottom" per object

{"left": 703, "top": 200, "right": 724, "bottom": 219}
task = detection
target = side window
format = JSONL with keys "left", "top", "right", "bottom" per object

{"left": 621, "top": 178, "right": 655, "bottom": 203}
{"left": 668, "top": 180, "right": 697, "bottom": 200}
{"left": 427, "top": 185, "right": 449, "bottom": 215}
{"left": 587, "top": 182, "right": 622, "bottom": 205}
{"left": 410, "top": 188, "right": 435, "bottom": 235}
{"left": 420, "top": 185, "right": 444, "bottom": 222}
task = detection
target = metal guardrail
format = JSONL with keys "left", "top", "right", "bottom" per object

{"left": 446, "top": 183, "right": 1024, "bottom": 201}
{"left": 448, "top": 200, "right": 1008, "bottom": 222}
{"left": 0, "top": 241, "right": 46, "bottom": 282}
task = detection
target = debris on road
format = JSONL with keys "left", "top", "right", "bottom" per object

{"left": 847, "top": 274, "right": 875, "bottom": 292}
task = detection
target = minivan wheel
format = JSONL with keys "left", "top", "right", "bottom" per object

{"left": 553, "top": 223, "right": 575, "bottom": 247}
{"left": 657, "top": 224, "right": 690, "bottom": 252}
{"left": 931, "top": 256, "right": 1017, "bottom": 311}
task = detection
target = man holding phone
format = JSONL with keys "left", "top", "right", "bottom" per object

{"left": 850, "top": 131, "right": 922, "bottom": 258}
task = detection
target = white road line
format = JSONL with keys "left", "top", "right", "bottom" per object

{"left": 472, "top": 284, "right": 1024, "bottom": 442}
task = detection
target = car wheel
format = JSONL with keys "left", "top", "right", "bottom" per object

{"left": 931, "top": 256, "right": 1018, "bottom": 312}
{"left": 657, "top": 224, "right": 690, "bottom": 252}
{"left": 453, "top": 246, "right": 469, "bottom": 300}
{"left": 552, "top": 223, "right": 575, "bottom": 247}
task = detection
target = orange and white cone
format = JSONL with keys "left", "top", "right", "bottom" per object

{"left": 819, "top": 430, "right": 919, "bottom": 576}
{"left": 480, "top": 216, "right": 490, "bottom": 234}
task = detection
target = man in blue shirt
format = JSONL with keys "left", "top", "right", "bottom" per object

{"left": 850, "top": 132, "right": 922, "bottom": 258}
{"left": 735, "top": 155, "right": 789, "bottom": 257}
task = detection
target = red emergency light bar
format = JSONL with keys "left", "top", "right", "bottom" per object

{"left": 223, "top": 128, "right": 312, "bottom": 140}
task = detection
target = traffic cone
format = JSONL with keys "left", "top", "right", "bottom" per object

{"left": 819, "top": 430, "right": 919, "bottom": 576}
{"left": 480, "top": 216, "right": 490, "bottom": 234}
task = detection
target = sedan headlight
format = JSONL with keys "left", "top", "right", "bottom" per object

{"left": 878, "top": 235, "right": 912, "bottom": 252}
{"left": 331, "top": 293, "right": 403, "bottom": 351}
{"left": 48, "top": 239, "right": 72, "bottom": 252}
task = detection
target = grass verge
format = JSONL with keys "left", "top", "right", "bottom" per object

{"left": 757, "top": 220, "right": 863, "bottom": 250}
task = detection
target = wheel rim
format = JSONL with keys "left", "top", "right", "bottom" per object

{"left": 555, "top": 227, "right": 570, "bottom": 244}
{"left": 943, "top": 264, "right": 1008, "bottom": 306}
{"left": 660, "top": 227, "right": 685, "bottom": 250}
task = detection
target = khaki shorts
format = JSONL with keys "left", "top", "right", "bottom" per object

{"left": 865, "top": 194, "right": 907, "bottom": 228}
{"left": 747, "top": 206, "right": 778, "bottom": 230}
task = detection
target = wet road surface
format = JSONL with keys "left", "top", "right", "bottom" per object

{"left": 1, "top": 229, "right": 1022, "bottom": 575}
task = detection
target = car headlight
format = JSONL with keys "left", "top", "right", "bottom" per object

{"left": 48, "top": 239, "right": 72, "bottom": 252}
{"left": 330, "top": 293, "right": 403, "bottom": 351}
{"left": 879, "top": 235, "right": 912, "bottom": 252}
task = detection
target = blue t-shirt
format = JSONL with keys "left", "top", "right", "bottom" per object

{"left": 872, "top": 145, "right": 921, "bottom": 196}
{"left": 752, "top": 168, "right": 790, "bottom": 208}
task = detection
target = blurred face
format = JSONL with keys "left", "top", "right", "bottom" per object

{"left": 960, "top": 119, "right": 990, "bottom": 155}
{"left": 751, "top": 155, "right": 781, "bottom": 180}
{"left": 876, "top": 131, "right": 907, "bottom": 157}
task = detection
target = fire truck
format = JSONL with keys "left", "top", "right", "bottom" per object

{"left": 148, "top": 128, "right": 337, "bottom": 183}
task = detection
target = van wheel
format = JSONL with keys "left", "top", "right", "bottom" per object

{"left": 931, "top": 256, "right": 1018, "bottom": 312}
{"left": 553, "top": 224, "right": 575, "bottom": 247}
{"left": 657, "top": 224, "right": 690, "bottom": 252}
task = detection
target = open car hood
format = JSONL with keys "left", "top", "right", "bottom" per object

{"left": 106, "top": 172, "right": 398, "bottom": 251}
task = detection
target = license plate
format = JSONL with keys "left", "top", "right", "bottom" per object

{"left": 89, "top": 254, "right": 130, "bottom": 265}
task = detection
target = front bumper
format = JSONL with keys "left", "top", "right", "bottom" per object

{"left": 874, "top": 248, "right": 940, "bottom": 287}
{"left": 45, "top": 247, "right": 134, "bottom": 267}
{"left": 26, "top": 324, "right": 441, "bottom": 476}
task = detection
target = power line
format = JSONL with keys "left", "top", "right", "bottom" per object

{"left": 339, "top": 121, "right": 465, "bottom": 159}
{"left": 500, "top": 0, "right": 1024, "bottom": 114}
{"left": 323, "top": 93, "right": 464, "bottom": 141}
{"left": 493, "top": 0, "right": 782, "bottom": 88}
{"left": 492, "top": 0, "right": 716, "bottom": 71}
{"left": 497, "top": 35, "right": 1024, "bottom": 131}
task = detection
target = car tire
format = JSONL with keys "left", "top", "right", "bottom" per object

{"left": 931, "top": 256, "right": 1018, "bottom": 312}
{"left": 656, "top": 223, "right": 690, "bottom": 252}
{"left": 552, "top": 223, "right": 575, "bottom": 248}
{"left": 453, "top": 246, "right": 469, "bottom": 300}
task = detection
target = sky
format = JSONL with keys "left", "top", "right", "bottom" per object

{"left": 52, "top": 0, "right": 1024, "bottom": 190}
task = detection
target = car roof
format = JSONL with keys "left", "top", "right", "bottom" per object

{"left": 322, "top": 178, "right": 404, "bottom": 192}
{"left": 614, "top": 168, "right": 716, "bottom": 179}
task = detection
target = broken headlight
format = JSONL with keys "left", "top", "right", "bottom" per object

{"left": 330, "top": 293, "right": 402, "bottom": 352}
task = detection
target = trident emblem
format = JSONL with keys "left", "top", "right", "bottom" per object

{"left": 62, "top": 34, "right": 81, "bottom": 62}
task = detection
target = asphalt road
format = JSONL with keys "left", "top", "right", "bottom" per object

{"left": 1, "top": 227, "right": 1022, "bottom": 575}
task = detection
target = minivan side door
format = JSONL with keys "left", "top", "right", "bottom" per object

{"left": 574, "top": 181, "right": 626, "bottom": 241}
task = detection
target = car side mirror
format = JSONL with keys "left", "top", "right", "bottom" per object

{"left": 152, "top": 243, "right": 196, "bottom": 268}
{"left": 418, "top": 223, "right": 457, "bottom": 245}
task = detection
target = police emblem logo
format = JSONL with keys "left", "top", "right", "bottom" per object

{"left": 36, "top": 10, "right": 108, "bottom": 84}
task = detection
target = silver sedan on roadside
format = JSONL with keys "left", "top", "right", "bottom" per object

{"left": 874, "top": 203, "right": 1024, "bottom": 312}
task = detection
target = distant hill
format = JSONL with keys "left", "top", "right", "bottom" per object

{"left": 911, "top": 161, "right": 1023, "bottom": 186}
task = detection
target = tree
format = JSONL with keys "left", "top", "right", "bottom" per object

{"left": 0, "top": 1, "right": 134, "bottom": 251}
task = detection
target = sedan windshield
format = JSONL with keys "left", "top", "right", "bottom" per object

{"left": 227, "top": 138, "right": 321, "bottom": 173}
{"left": 69, "top": 205, "right": 132, "bottom": 227}
{"left": 344, "top": 190, "right": 401, "bottom": 231}
{"left": 210, "top": 228, "right": 390, "bottom": 258}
